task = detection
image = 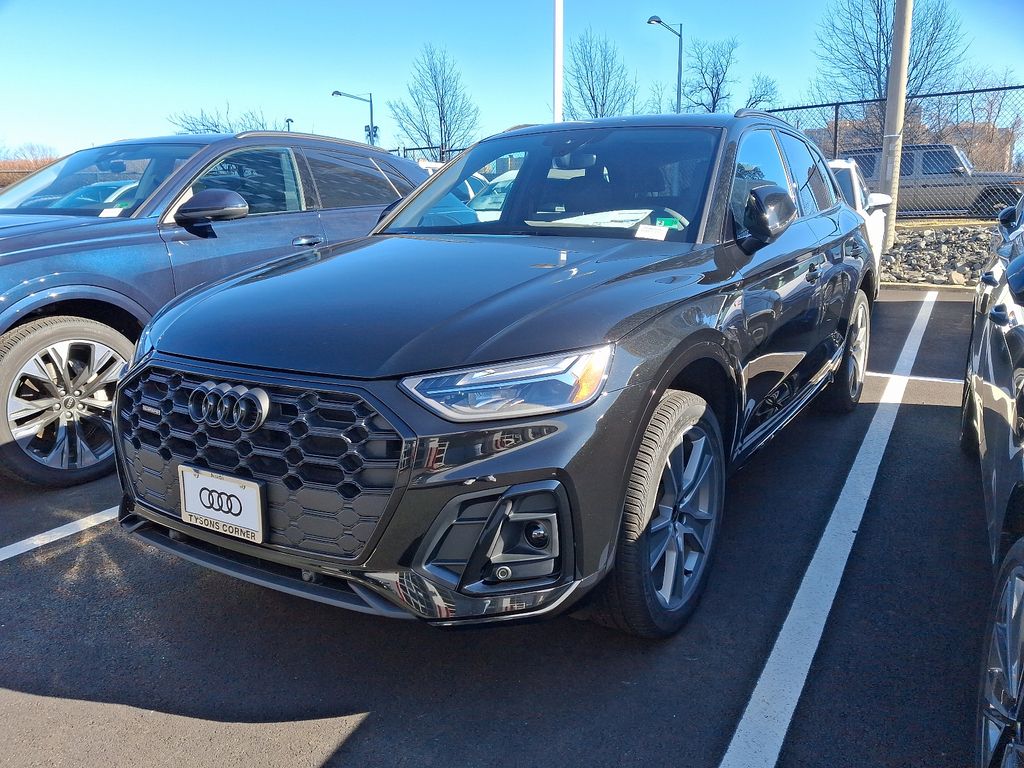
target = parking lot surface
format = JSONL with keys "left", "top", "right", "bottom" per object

{"left": 0, "top": 287, "right": 991, "bottom": 768}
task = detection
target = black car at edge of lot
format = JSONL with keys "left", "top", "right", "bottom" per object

{"left": 0, "top": 132, "right": 426, "bottom": 487}
{"left": 959, "top": 194, "right": 1024, "bottom": 765}
{"left": 115, "top": 111, "right": 875, "bottom": 638}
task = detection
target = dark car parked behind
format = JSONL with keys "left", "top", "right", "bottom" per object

{"left": 116, "top": 111, "right": 875, "bottom": 638}
{"left": 0, "top": 132, "right": 426, "bottom": 487}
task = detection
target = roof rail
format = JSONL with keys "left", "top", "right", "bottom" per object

{"left": 733, "top": 108, "right": 788, "bottom": 123}
{"left": 233, "top": 130, "right": 387, "bottom": 153}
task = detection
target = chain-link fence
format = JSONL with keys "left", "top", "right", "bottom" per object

{"left": 768, "top": 85, "right": 1024, "bottom": 218}
{"left": 386, "top": 146, "right": 467, "bottom": 164}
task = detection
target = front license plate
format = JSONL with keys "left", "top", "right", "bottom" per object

{"left": 177, "top": 465, "right": 264, "bottom": 544}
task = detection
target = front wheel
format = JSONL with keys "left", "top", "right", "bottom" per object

{"left": 0, "top": 316, "right": 132, "bottom": 487}
{"left": 591, "top": 391, "right": 726, "bottom": 638}
{"left": 977, "top": 537, "right": 1024, "bottom": 767}
{"left": 819, "top": 289, "right": 871, "bottom": 413}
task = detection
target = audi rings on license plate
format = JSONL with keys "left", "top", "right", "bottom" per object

{"left": 177, "top": 465, "right": 264, "bottom": 543}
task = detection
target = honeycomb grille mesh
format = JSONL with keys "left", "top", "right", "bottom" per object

{"left": 117, "top": 365, "right": 406, "bottom": 560}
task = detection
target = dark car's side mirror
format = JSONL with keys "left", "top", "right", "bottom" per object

{"left": 1006, "top": 254, "right": 1024, "bottom": 305}
{"left": 174, "top": 189, "right": 249, "bottom": 226}
{"left": 999, "top": 205, "right": 1019, "bottom": 231}
{"left": 377, "top": 197, "right": 402, "bottom": 224}
{"left": 740, "top": 185, "right": 798, "bottom": 254}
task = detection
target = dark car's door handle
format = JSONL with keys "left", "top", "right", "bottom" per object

{"left": 991, "top": 304, "right": 1012, "bottom": 327}
{"left": 806, "top": 262, "right": 821, "bottom": 283}
{"left": 981, "top": 271, "right": 999, "bottom": 288}
{"left": 843, "top": 240, "right": 864, "bottom": 260}
{"left": 292, "top": 235, "right": 324, "bottom": 247}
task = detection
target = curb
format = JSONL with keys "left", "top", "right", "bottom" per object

{"left": 880, "top": 280, "right": 975, "bottom": 292}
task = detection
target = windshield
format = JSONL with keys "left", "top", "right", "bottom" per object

{"left": 383, "top": 126, "right": 721, "bottom": 242}
{"left": 0, "top": 143, "right": 201, "bottom": 217}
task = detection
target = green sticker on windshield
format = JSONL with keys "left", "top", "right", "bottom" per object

{"left": 655, "top": 217, "right": 685, "bottom": 230}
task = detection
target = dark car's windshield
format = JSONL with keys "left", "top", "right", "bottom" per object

{"left": 0, "top": 143, "right": 201, "bottom": 217}
{"left": 383, "top": 126, "right": 722, "bottom": 242}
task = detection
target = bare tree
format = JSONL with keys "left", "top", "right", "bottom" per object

{"left": 744, "top": 74, "right": 780, "bottom": 110}
{"left": 563, "top": 28, "right": 637, "bottom": 119}
{"left": 168, "top": 103, "right": 283, "bottom": 134}
{"left": 388, "top": 44, "right": 479, "bottom": 160}
{"left": 685, "top": 38, "right": 738, "bottom": 113}
{"left": 814, "top": 0, "right": 966, "bottom": 101}
{"left": 644, "top": 81, "right": 673, "bottom": 114}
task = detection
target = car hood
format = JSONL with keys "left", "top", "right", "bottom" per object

{"left": 971, "top": 171, "right": 1024, "bottom": 183}
{"left": 0, "top": 213, "right": 105, "bottom": 240}
{"left": 151, "top": 234, "right": 714, "bottom": 379}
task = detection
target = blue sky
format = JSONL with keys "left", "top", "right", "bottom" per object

{"left": 0, "top": 0, "right": 1021, "bottom": 155}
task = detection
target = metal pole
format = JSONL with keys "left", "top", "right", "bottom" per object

{"left": 832, "top": 103, "right": 840, "bottom": 159}
{"left": 553, "top": 0, "right": 564, "bottom": 122}
{"left": 880, "top": 0, "right": 913, "bottom": 253}
{"left": 368, "top": 93, "right": 375, "bottom": 146}
{"left": 675, "top": 24, "right": 683, "bottom": 114}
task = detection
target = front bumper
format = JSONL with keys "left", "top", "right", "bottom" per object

{"left": 115, "top": 354, "right": 647, "bottom": 626}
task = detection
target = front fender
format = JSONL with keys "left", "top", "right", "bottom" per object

{"left": 0, "top": 284, "right": 152, "bottom": 334}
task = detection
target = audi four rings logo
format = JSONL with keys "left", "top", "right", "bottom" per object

{"left": 188, "top": 381, "right": 270, "bottom": 432}
{"left": 199, "top": 487, "right": 242, "bottom": 516}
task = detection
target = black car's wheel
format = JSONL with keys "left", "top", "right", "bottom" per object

{"left": 961, "top": 354, "right": 981, "bottom": 456}
{"left": 977, "top": 537, "right": 1024, "bottom": 768}
{"left": 819, "top": 289, "right": 871, "bottom": 413}
{"left": 0, "top": 316, "right": 132, "bottom": 487}
{"left": 591, "top": 390, "right": 726, "bottom": 638}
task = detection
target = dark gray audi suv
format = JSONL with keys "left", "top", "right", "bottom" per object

{"left": 0, "top": 132, "right": 425, "bottom": 487}
{"left": 115, "top": 112, "right": 875, "bottom": 637}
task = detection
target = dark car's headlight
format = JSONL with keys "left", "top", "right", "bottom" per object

{"left": 400, "top": 345, "right": 613, "bottom": 422}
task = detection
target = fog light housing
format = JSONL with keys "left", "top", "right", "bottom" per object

{"left": 524, "top": 522, "right": 550, "bottom": 549}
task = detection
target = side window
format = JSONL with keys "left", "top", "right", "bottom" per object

{"left": 812, "top": 153, "right": 838, "bottom": 209}
{"left": 900, "top": 151, "right": 915, "bottom": 177}
{"left": 776, "top": 132, "right": 832, "bottom": 216}
{"left": 730, "top": 130, "right": 792, "bottom": 232}
{"left": 376, "top": 159, "right": 418, "bottom": 196}
{"left": 192, "top": 148, "right": 303, "bottom": 215}
{"left": 303, "top": 149, "right": 397, "bottom": 209}
{"left": 922, "top": 149, "right": 960, "bottom": 175}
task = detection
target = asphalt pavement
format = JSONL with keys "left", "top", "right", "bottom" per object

{"left": 0, "top": 287, "right": 992, "bottom": 768}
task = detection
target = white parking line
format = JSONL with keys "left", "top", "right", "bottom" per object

{"left": 867, "top": 371, "right": 960, "bottom": 386}
{"left": 718, "top": 290, "right": 939, "bottom": 768}
{"left": 0, "top": 507, "right": 117, "bottom": 563}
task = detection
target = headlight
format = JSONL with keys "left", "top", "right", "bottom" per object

{"left": 401, "top": 345, "right": 613, "bottom": 422}
{"left": 132, "top": 325, "right": 155, "bottom": 365}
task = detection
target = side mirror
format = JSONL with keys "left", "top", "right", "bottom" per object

{"left": 1007, "top": 254, "right": 1024, "bottom": 305}
{"left": 952, "top": 165, "right": 968, "bottom": 175}
{"left": 866, "top": 192, "right": 892, "bottom": 212}
{"left": 174, "top": 189, "right": 248, "bottom": 225}
{"left": 999, "top": 205, "right": 1019, "bottom": 231}
{"left": 740, "top": 185, "right": 798, "bottom": 254}
{"left": 377, "top": 197, "right": 402, "bottom": 224}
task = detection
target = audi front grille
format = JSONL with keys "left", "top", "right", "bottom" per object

{"left": 116, "top": 364, "right": 408, "bottom": 561}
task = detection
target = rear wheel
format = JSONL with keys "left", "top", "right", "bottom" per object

{"left": 0, "top": 316, "right": 132, "bottom": 487}
{"left": 591, "top": 391, "right": 726, "bottom": 638}
{"left": 977, "top": 537, "right": 1024, "bottom": 768}
{"left": 819, "top": 290, "right": 870, "bottom": 413}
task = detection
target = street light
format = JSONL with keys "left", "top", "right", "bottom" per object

{"left": 647, "top": 15, "right": 683, "bottom": 114}
{"left": 331, "top": 90, "right": 378, "bottom": 146}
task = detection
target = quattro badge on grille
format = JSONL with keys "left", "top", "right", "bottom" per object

{"left": 188, "top": 382, "right": 270, "bottom": 432}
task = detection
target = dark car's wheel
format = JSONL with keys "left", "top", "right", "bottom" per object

{"left": 977, "top": 537, "right": 1024, "bottom": 768}
{"left": 0, "top": 316, "right": 132, "bottom": 487}
{"left": 819, "top": 289, "right": 871, "bottom": 413}
{"left": 961, "top": 353, "right": 981, "bottom": 456}
{"left": 591, "top": 391, "right": 726, "bottom": 638}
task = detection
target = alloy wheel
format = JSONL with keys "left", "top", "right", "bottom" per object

{"left": 848, "top": 300, "right": 869, "bottom": 400}
{"left": 6, "top": 339, "right": 126, "bottom": 470}
{"left": 981, "top": 565, "right": 1024, "bottom": 768}
{"left": 647, "top": 425, "right": 722, "bottom": 610}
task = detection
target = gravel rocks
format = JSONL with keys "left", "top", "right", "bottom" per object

{"left": 880, "top": 225, "right": 995, "bottom": 286}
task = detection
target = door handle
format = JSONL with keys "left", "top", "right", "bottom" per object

{"left": 806, "top": 262, "right": 821, "bottom": 283}
{"left": 991, "top": 304, "right": 1012, "bottom": 327}
{"left": 843, "top": 240, "right": 864, "bottom": 260}
{"left": 981, "top": 271, "right": 999, "bottom": 288}
{"left": 292, "top": 235, "right": 324, "bottom": 247}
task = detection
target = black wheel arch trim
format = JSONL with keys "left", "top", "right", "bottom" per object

{"left": 0, "top": 284, "right": 151, "bottom": 337}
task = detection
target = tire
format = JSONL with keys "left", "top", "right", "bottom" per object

{"left": 819, "top": 290, "right": 871, "bottom": 413}
{"left": 0, "top": 316, "right": 133, "bottom": 487}
{"left": 590, "top": 391, "right": 726, "bottom": 638}
{"left": 976, "top": 537, "right": 1024, "bottom": 768}
{"left": 960, "top": 354, "right": 980, "bottom": 456}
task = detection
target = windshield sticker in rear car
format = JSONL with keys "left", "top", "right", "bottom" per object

{"left": 635, "top": 224, "right": 669, "bottom": 241}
